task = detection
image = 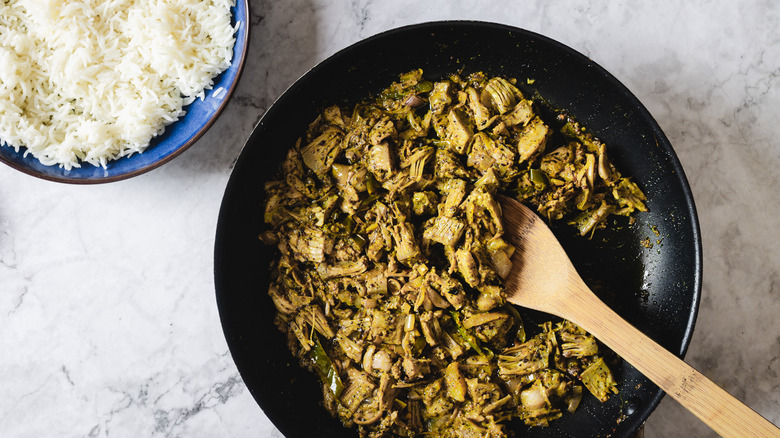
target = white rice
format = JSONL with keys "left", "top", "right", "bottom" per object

{"left": 0, "top": 0, "right": 237, "bottom": 169}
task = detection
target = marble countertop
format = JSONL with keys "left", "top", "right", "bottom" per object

{"left": 1, "top": 1, "right": 778, "bottom": 437}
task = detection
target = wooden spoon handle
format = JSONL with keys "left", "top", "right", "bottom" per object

{"left": 563, "top": 286, "right": 780, "bottom": 437}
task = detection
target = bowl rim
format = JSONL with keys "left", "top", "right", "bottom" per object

{"left": 0, "top": 0, "right": 251, "bottom": 185}
{"left": 216, "top": 19, "right": 703, "bottom": 437}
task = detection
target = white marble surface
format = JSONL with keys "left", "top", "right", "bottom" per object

{"left": 1, "top": 1, "right": 778, "bottom": 437}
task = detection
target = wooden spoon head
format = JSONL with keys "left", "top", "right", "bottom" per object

{"left": 498, "top": 195, "right": 585, "bottom": 319}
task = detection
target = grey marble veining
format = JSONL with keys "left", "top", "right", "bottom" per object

{"left": 1, "top": 1, "right": 778, "bottom": 437}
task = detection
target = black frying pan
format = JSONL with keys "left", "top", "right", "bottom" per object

{"left": 214, "top": 21, "right": 702, "bottom": 438}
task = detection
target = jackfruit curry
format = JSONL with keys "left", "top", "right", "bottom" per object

{"left": 261, "top": 70, "right": 647, "bottom": 437}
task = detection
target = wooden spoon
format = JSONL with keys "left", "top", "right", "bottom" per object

{"left": 498, "top": 195, "right": 779, "bottom": 438}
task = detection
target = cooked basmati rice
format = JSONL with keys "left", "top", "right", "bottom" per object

{"left": 0, "top": 0, "right": 237, "bottom": 169}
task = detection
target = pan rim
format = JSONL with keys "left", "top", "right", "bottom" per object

{"left": 215, "top": 19, "right": 703, "bottom": 437}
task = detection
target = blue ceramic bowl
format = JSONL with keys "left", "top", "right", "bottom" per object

{"left": 0, "top": 0, "right": 249, "bottom": 184}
